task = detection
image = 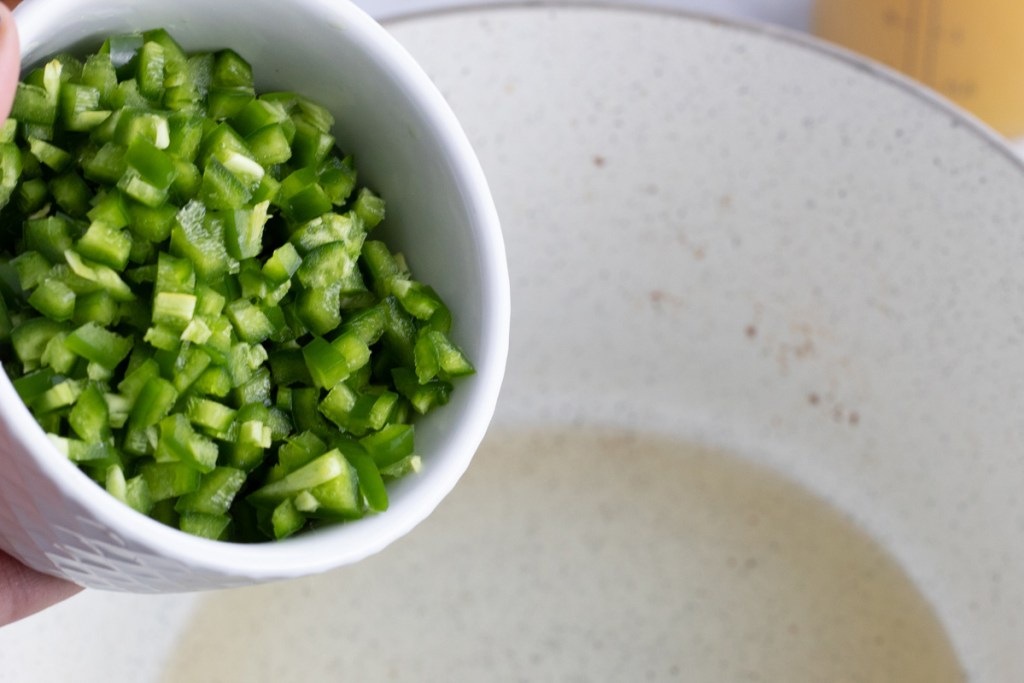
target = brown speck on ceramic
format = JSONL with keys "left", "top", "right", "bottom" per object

{"left": 792, "top": 337, "right": 815, "bottom": 359}
{"left": 675, "top": 232, "right": 707, "bottom": 261}
{"left": 647, "top": 289, "right": 684, "bottom": 308}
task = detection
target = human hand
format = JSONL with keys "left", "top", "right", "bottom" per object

{"left": 0, "top": 0, "right": 18, "bottom": 122}
{"left": 0, "top": 0, "right": 84, "bottom": 626}
{"left": 0, "top": 551, "right": 82, "bottom": 626}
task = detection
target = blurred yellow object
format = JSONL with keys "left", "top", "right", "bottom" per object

{"left": 813, "top": 0, "right": 1024, "bottom": 138}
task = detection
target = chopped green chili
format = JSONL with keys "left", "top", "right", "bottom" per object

{"left": 0, "top": 29, "right": 474, "bottom": 542}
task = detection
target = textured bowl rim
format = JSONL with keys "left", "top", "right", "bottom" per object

{"left": 4, "top": 0, "right": 509, "bottom": 583}
{"left": 384, "top": 0, "right": 1023, "bottom": 169}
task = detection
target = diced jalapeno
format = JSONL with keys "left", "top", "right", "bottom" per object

{"left": 0, "top": 30, "right": 474, "bottom": 543}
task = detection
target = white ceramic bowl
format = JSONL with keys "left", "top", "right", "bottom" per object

{"left": 0, "top": 0, "right": 509, "bottom": 592}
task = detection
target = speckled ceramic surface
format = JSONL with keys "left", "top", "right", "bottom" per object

{"left": 4, "top": 4, "right": 1024, "bottom": 681}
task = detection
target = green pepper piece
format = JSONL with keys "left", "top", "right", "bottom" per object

{"left": 101, "top": 33, "right": 144, "bottom": 78}
{"left": 66, "top": 321, "right": 132, "bottom": 369}
{"left": 140, "top": 461, "right": 201, "bottom": 502}
{"left": 136, "top": 41, "right": 166, "bottom": 102}
{"left": 48, "top": 168, "right": 93, "bottom": 216}
{"left": 353, "top": 188, "right": 385, "bottom": 229}
{"left": 248, "top": 448, "right": 352, "bottom": 508}
{"left": 28, "top": 279, "right": 76, "bottom": 322}
{"left": 156, "top": 413, "right": 219, "bottom": 473}
{"left": 13, "top": 368, "right": 57, "bottom": 408}
{"left": 68, "top": 383, "right": 112, "bottom": 442}
{"left": 0, "top": 142, "right": 22, "bottom": 210}
{"left": 212, "top": 49, "right": 254, "bottom": 89}
{"left": 179, "top": 512, "right": 231, "bottom": 540}
{"left": 345, "top": 446, "right": 388, "bottom": 512}
{"left": 360, "top": 423, "right": 415, "bottom": 468}
{"left": 269, "top": 498, "right": 305, "bottom": 540}
{"left": 81, "top": 54, "right": 119, "bottom": 108}
{"left": 76, "top": 221, "right": 132, "bottom": 270}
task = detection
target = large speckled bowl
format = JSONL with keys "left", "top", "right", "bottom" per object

{"left": 3, "top": 4, "right": 1024, "bottom": 682}
{"left": 0, "top": 0, "right": 509, "bottom": 592}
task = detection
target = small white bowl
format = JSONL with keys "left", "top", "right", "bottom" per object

{"left": 0, "top": 0, "right": 509, "bottom": 592}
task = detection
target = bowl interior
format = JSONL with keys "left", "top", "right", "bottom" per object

{"left": 386, "top": 6, "right": 1024, "bottom": 682}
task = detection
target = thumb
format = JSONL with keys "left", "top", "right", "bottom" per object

{"left": 0, "top": 2, "right": 20, "bottom": 123}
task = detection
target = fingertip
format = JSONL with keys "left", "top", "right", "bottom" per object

{"left": 0, "top": 2, "right": 20, "bottom": 123}
{"left": 0, "top": 551, "right": 83, "bottom": 627}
